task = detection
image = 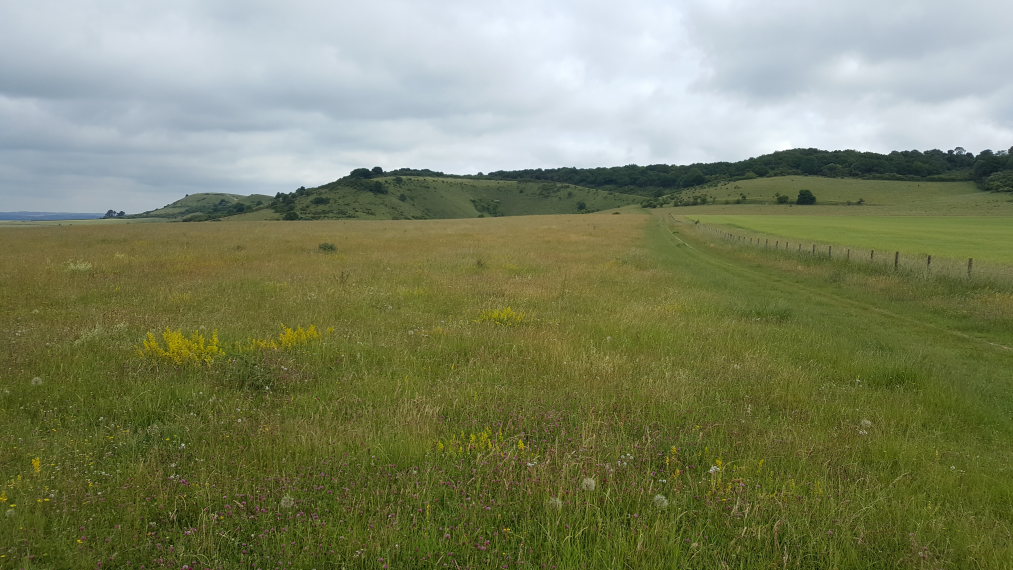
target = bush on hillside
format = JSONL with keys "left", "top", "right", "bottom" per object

{"left": 796, "top": 189, "right": 816, "bottom": 205}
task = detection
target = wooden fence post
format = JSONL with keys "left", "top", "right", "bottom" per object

{"left": 894, "top": 251, "right": 899, "bottom": 271}
{"left": 927, "top": 255, "right": 932, "bottom": 272}
{"left": 828, "top": 246, "right": 832, "bottom": 258}
{"left": 967, "top": 258, "right": 973, "bottom": 279}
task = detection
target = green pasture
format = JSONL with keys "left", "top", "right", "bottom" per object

{"left": 689, "top": 215, "right": 1013, "bottom": 265}
{"left": 677, "top": 176, "right": 1013, "bottom": 216}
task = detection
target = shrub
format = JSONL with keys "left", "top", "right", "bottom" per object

{"left": 318, "top": 242, "right": 337, "bottom": 252}
{"left": 796, "top": 189, "right": 816, "bottom": 205}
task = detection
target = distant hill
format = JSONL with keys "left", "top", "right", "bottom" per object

{"left": 132, "top": 193, "right": 273, "bottom": 221}
{"left": 0, "top": 211, "right": 103, "bottom": 221}
{"left": 138, "top": 177, "right": 645, "bottom": 221}
{"left": 129, "top": 146, "right": 1013, "bottom": 221}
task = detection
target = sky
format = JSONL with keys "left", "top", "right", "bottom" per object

{"left": 1, "top": 0, "right": 1011, "bottom": 213}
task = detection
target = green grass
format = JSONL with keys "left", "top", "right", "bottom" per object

{"left": 1, "top": 213, "right": 1011, "bottom": 568}
{"left": 674, "top": 176, "right": 1013, "bottom": 216}
{"left": 688, "top": 215, "right": 1013, "bottom": 265}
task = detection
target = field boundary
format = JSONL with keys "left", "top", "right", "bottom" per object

{"left": 673, "top": 214, "right": 1013, "bottom": 287}
{"left": 657, "top": 216, "right": 1013, "bottom": 353}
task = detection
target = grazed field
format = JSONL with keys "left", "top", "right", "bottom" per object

{"left": 688, "top": 214, "right": 1013, "bottom": 265}
{"left": 2, "top": 214, "right": 1011, "bottom": 568}
{"left": 682, "top": 176, "right": 1013, "bottom": 216}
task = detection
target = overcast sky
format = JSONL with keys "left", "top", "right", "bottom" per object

{"left": 2, "top": 0, "right": 1011, "bottom": 212}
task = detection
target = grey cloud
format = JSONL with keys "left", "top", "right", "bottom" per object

{"left": 1, "top": 0, "right": 1011, "bottom": 212}
{"left": 684, "top": 0, "right": 1012, "bottom": 103}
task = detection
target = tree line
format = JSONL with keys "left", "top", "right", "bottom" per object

{"left": 478, "top": 147, "right": 1013, "bottom": 196}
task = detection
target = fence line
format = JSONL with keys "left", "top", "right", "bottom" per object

{"left": 680, "top": 217, "right": 1013, "bottom": 286}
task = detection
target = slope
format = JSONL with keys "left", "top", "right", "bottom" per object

{"left": 241, "top": 176, "right": 644, "bottom": 221}
{"left": 135, "top": 193, "right": 274, "bottom": 220}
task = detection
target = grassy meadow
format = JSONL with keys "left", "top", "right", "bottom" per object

{"left": 2, "top": 212, "right": 1012, "bottom": 568}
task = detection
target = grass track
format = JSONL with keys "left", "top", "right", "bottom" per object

{"left": 656, "top": 214, "right": 1013, "bottom": 353}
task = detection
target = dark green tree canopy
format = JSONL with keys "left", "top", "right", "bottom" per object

{"left": 796, "top": 189, "right": 816, "bottom": 205}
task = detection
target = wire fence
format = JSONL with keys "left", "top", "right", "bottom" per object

{"left": 680, "top": 217, "right": 1013, "bottom": 288}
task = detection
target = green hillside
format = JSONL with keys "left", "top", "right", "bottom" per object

{"left": 186, "top": 177, "right": 644, "bottom": 221}
{"left": 137, "top": 172, "right": 1010, "bottom": 223}
{"left": 656, "top": 176, "right": 1013, "bottom": 216}
{"left": 136, "top": 192, "right": 273, "bottom": 221}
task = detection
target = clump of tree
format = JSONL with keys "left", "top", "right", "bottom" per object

{"left": 984, "top": 171, "right": 1013, "bottom": 192}
{"left": 103, "top": 209, "right": 126, "bottom": 218}
{"left": 796, "top": 189, "right": 816, "bottom": 205}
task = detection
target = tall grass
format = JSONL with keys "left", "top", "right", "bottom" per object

{"left": 1, "top": 215, "right": 1011, "bottom": 568}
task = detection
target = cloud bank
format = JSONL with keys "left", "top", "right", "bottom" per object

{"left": 1, "top": 0, "right": 1011, "bottom": 211}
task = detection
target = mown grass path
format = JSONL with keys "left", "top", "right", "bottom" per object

{"left": 657, "top": 214, "right": 1013, "bottom": 354}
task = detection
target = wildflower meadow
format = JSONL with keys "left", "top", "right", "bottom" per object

{"left": 1, "top": 213, "right": 1011, "bottom": 568}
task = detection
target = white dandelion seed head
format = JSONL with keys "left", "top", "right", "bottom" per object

{"left": 653, "top": 494, "right": 669, "bottom": 509}
{"left": 548, "top": 496, "right": 563, "bottom": 510}
{"left": 581, "top": 477, "right": 596, "bottom": 491}
{"left": 280, "top": 494, "right": 295, "bottom": 509}
{"left": 30, "top": 377, "right": 43, "bottom": 386}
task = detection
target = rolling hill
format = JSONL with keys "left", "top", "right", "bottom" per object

{"left": 138, "top": 177, "right": 646, "bottom": 221}
{"left": 134, "top": 192, "right": 273, "bottom": 221}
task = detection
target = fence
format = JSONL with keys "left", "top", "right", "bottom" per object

{"left": 680, "top": 217, "right": 1013, "bottom": 287}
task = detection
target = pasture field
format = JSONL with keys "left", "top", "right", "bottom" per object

{"left": 1, "top": 214, "right": 1012, "bottom": 568}
{"left": 687, "top": 215, "right": 1013, "bottom": 265}
{"left": 686, "top": 176, "right": 1013, "bottom": 216}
